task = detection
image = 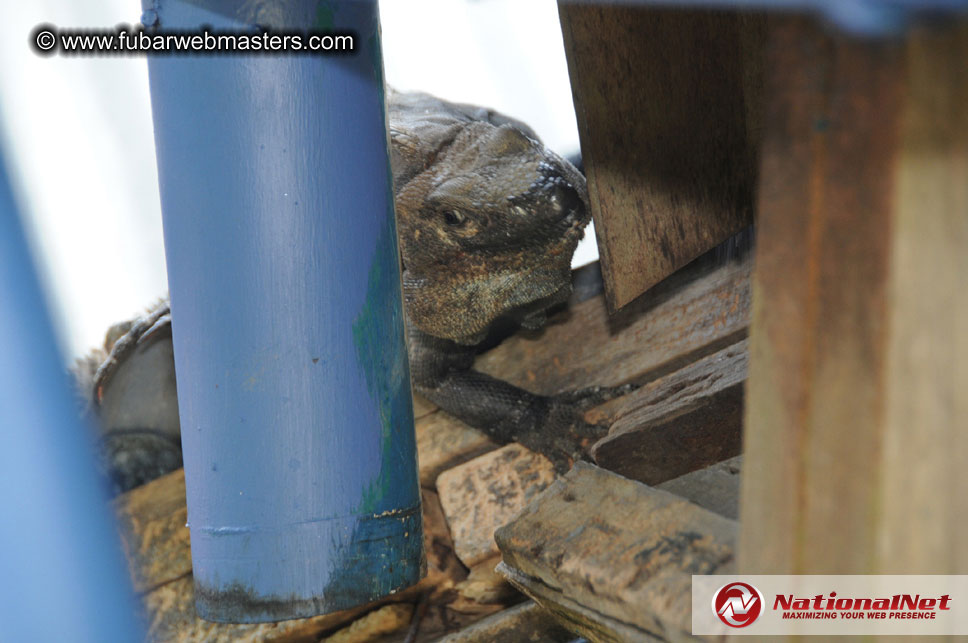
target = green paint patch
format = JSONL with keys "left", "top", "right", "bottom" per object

{"left": 352, "top": 208, "right": 415, "bottom": 515}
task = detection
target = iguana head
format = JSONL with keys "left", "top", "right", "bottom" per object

{"left": 395, "top": 121, "right": 590, "bottom": 345}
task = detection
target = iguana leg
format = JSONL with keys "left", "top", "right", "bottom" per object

{"left": 408, "top": 327, "right": 632, "bottom": 472}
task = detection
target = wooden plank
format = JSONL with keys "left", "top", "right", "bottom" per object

{"left": 657, "top": 456, "right": 742, "bottom": 520}
{"left": 590, "top": 339, "right": 747, "bottom": 485}
{"left": 740, "top": 17, "right": 968, "bottom": 576}
{"left": 436, "top": 601, "right": 574, "bottom": 643}
{"left": 558, "top": 5, "right": 764, "bottom": 310}
{"left": 113, "top": 468, "right": 191, "bottom": 594}
{"left": 412, "top": 603, "right": 508, "bottom": 642}
{"left": 416, "top": 409, "right": 497, "bottom": 488}
{"left": 454, "top": 556, "right": 520, "bottom": 606}
{"left": 320, "top": 604, "right": 413, "bottom": 643}
{"left": 421, "top": 488, "right": 470, "bottom": 598}
{"left": 495, "top": 462, "right": 736, "bottom": 642}
{"left": 437, "top": 444, "right": 556, "bottom": 568}
{"left": 476, "top": 253, "right": 751, "bottom": 396}
{"left": 492, "top": 567, "right": 658, "bottom": 643}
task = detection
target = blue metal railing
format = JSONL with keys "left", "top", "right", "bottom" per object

{"left": 0, "top": 148, "right": 143, "bottom": 640}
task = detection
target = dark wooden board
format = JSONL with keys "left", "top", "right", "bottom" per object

{"left": 558, "top": 5, "right": 764, "bottom": 310}
{"left": 591, "top": 339, "right": 747, "bottom": 485}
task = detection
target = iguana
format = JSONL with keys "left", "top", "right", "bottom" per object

{"left": 80, "top": 89, "right": 624, "bottom": 493}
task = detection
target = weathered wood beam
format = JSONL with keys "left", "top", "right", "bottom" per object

{"left": 477, "top": 253, "right": 751, "bottom": 395}
{"left": 113, "top": 469, "right": 191, "bottom": 595}
{"left": 318, "top": 604, "right": 414, "bottom": 642}
{"left": 495, "top": 462, "right": 736, "bottom": 642}
{"left": 437, "top": 601, "right": 573, "bottom": 643}
{"left": 416, "top": 409, "right": 495, "bottom": 488}
{"left": 437, "top": 444, "right": 556, "bottom": 568}
{"left": 590, "top": 339, "right": 747, "bottom": 485}
{"left": 557, "top": 4, "right": 764, "bottom": 310}
{"left": 740, "top": 17, "right": 968, "bottom": 575}
{"left": 494, "top": 567, "right": 660, "bottom": 643}
{"left": 656, "top": 456, "right": 743, "bottom": 521}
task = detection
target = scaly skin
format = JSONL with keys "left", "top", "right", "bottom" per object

{"left": 389, "top": 89, "right": 621, "bottom": 469}
{"left": 83, "top": 89, "right": 617, "bottom": 491}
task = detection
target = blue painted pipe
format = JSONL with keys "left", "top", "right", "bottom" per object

{"left": 142, "top": 0, "right": 423, "bottom": 623}
{"left": 0, "top": 151, "right": 143, "bottom": 639}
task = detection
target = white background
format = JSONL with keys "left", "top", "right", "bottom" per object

{"left": 0, "top": 0, "right": 594, "bottom": 361}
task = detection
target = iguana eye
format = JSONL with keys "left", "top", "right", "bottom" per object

{"left": 443, "top": 210, "right": 465, "bottom": 226}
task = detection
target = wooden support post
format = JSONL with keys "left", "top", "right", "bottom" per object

{"left": 557, "top": 4, "right": 764, "bottom": 310}
{"left": 740, "top": 17, "right": 968, "bottom": 575}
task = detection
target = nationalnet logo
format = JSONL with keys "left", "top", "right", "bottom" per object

{"left": 773, "top": 591, "right": 951, "bottom": 620}
{"left": 693, "top": 575, "right": 968, "bottom": 636}
{"left": 713, "top": 582, "right": 764, "bottom": 627}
